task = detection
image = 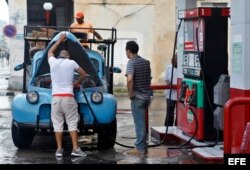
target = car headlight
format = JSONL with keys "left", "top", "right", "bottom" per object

{"left": 91, "top": 91, "right": 103, "bottom": 104}
{"left": 26, "top": 91, "right": 39, "bottom": 104}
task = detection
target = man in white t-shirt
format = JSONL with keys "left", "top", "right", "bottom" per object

{"left": 164, "top": 54, "right": 177, "bottom": 126}
{"left": 48, "top": 33, "right": 88, "bottom": 157}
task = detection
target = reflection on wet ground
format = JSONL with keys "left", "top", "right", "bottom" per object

{"left": 0, "top": 64, "right": 10, "bottom": 90}
{"left": 0, "top": 95, "right": 201, "bottom": 164}
{"left": 0, "top": 96, "right": 12, "bottom": 110}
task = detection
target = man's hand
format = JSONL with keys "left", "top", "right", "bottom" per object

{"left": 73, "top": 82, "right": 81, "bottom": 92}
{"left": 85, "top": 74, "right": 91, "bottom": 78}
{"left": 58, "top": 33, "right": 67, "bottom": 43}
{"left": 127, "top": 74, "right": 134, "bottom": 100}
{"left": 129, "top": 93, "right": 135, "bottom": 100}
{"left": 73, "top": 82, "right": 81, "bottom": 87}
{"left": 48, "top": 32, "right": 67, "bottom": 59}
{"left": 74, "top": 67, "right": 88, "bottom": 86}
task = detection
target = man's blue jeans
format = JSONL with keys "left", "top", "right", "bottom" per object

{"left": 131, "top": 97, "right": 151, "bottom": 151}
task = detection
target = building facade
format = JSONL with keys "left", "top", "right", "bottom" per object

{"left": 7, "top": 0, "right": 229, "bottom": 90}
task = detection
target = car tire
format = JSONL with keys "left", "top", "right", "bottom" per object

{"left": 97, "top": 118, "right": 117, "bottom": 150}
{"left": 11, "top": 120, "right": 35, "bottom": 149}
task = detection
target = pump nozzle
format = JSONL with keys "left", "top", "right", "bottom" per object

{"left": 184, "top": 88, "right": 195, "bottom": 106}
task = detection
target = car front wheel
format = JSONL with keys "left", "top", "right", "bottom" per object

{"left": 97, "top": 118, "right": 117, "bottom": 150}
{"left": 11, "top": 120, "right": 35, "bottom": 149}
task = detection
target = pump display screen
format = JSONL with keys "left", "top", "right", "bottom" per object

{"left": 182, "top": 52, "right": 201, "bottom": 78}
{"left": 184, "top": 21, "right": 194, "bottom": 51}
{"left": 184, "top": 19, "right": 204, "bottom": 52}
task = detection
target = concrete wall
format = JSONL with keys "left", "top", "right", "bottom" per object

{"left": 74, "top": 0, "right": 176, "bottom": 85}
{"left": 74, "top": 0, "right": 230, "bottom": 86}
{"left": 7, "top": 0, "right": 230, "bottom": 90}
{"left": 8, "top": 0, "right": 27, "bottom": 90}
{"left": 197, "top": 0, "right": 229, "bottom": 6}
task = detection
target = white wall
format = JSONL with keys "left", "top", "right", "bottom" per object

{"left": 74, "top": 0, "right": 176, "bottom": 85}
{"left": 6, "top": 0, "right": 231, "bottom": 90}
{"left": 8, "top": 0, "right": 27, "bottom": 90}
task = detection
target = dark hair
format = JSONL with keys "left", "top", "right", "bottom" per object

{"left": 126, "top": 41, "right": 139, "bottom": 54}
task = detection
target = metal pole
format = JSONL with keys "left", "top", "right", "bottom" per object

{"left": 224, "top": 97, "right": 250, "bottom": 154}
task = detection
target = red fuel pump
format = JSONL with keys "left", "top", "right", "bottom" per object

{"left": 177, "top": 7, "right": 230, "bottom": 142}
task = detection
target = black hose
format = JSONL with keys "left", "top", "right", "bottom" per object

{"left": 168, "top": 106, "right": 198, "bottom": 149}
{"left": 78, "top": 17, "right": 218, "bottom": 150}
{"left": 167, "top": 19, "right": 219, "bottom": 149}
{"left": 81, "top": 90, "right": 97, "bottom": 124}
{"left": 194, "top": 19, "right": 219, "bottom": 147}
{"left": 147, "top": 19, "right": 184, "bottom": 148}
{"left": 80, "top": 89, "right": 135, "bottom": 148}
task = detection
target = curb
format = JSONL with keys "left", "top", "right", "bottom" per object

{"left": 0, "top": 91, "right": 16, "bottom": 96}
{"left": 117, "top": 109, "right": 132, "bottom": 114}
{"left": 114, "top": 92, "right": 165, "bottom": 97}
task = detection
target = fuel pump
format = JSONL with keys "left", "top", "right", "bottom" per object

{"left": 177, "top": 7, "right": 230, "bottom": 141}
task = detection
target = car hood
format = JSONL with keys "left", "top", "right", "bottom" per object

{"left": 34, "top": 31, "right": 102, "bottom": 86}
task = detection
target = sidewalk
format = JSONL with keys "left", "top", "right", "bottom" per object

{"left": 0, "top": 91, "right": 16, "bottom": 96}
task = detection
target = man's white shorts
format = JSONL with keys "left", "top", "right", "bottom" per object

{"left": 51, "top": 97, "right": 79, "bottom": 132}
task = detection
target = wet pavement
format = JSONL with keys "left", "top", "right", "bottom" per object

{"left": 0, "top": 64, "right": 200, "bottom": 165}
{"left": 0, "top": 63, "right": 10, "bottom": 91}
{"left": 0, "top": 95, "right": 201, "bottom": 165}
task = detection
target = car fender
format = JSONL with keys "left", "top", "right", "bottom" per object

{"left": 12, "top": 92, "right": 51, "bottom": 123}
{"left": 78, "top": 93, "right": 117, "bottom": 124}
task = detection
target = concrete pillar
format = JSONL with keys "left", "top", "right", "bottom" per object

{"left": 227, "top": 0, "right": 250, "bottom": 153}
{"left": 176, "top": 0, "right": 196, "bottom": 79}
{"left": 230, "top": 0, "right": 250, "bottom": 94}
{"left": 174, "top": 0, "right": 196, "bottom": 131}
{"left": 8, "top": 0, "right": 27, "bottom": 90}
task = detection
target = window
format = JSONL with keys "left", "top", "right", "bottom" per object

{"left": 27, "top": 0, "right": 73, "bottom": 26}
{"left": 90, "top": 58, "right": 99, "bottom": 72}
{"left": 200, "top": 2, "right": 228, "bottom": 7}
{"left": 114, "top": 38, "right": 137, "bottom": 66}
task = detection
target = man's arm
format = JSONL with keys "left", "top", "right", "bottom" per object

{"left": 48, "top": 33, "right": 67, "bottom": 60}
{"left": 88, "top": 22, "right": 102, "bottom": 40}
{"left": 74, "top": 67, "right": 88, "bottom": 86}
{"left": 127, "top": 74, "right": 134, "bottom": 99}
{"left": 69, "top": 23, "right": 75, "bottom": 32}
{"left": 94, "top": 31, "right": 102, "bottom": 40}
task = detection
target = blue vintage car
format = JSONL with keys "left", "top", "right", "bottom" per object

{"left": 11, "top": 27, "right": 120, "bottom": 150}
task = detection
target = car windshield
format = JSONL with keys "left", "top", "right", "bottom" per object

{"left": 32, "top": 33, "right": 102, "bottom": 88}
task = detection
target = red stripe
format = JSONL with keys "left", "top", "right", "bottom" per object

{"left": 185, "top": 8, "right": 199, "bottom": 18}
{"left": 53, "top": 94, "right": 74, "bottom": 97}
{"left": 184, "top": 42, "right": 194, "bottom": 50}
{"left": 199, "top": 8, "right": 212, "bottom": 17}
{"left": 222, "top": 8, "right": 230, "bottom": 17}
